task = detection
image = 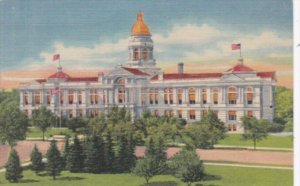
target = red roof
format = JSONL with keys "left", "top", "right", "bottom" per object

{"left": 48, "top": 71, "right": 70, "bottom": 79}
{"left": 151, "top": 73, "right": 222, "bottom": 81}
{"left": 257, "top": 72, "right": 276, "bottom": 80}
{"left": 122, "top": 67, "right": 149, "bottom": 76}
{"left": 67, "top": 77, "right": 98, "bottom": 82}
{"left": 226, "top": 64, "right": 255, "bottom": 72}
{"left": 35, "top": 79, "right": 46, "bottom": 83}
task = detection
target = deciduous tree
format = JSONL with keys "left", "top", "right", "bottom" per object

{"left": 241, "top": 116, "right": 270, "bottom": 150}
{"left": 31, "top": 106, "right": 55, "bottom": 141}
{"left": 0, "top": 100, "right": 27, "bottom": 147}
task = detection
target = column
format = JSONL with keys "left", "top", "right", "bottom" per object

{"left": 207, "top": 88, "right": 211, "bottom": 104}
{"left": 196, "top": 88, "right": 200, "bottom": 104}
{"left": 173, "top": 89, "right": 177, "bottom": 104}
{"left": 20, "top": 91, "right": 24, "bottom": 106}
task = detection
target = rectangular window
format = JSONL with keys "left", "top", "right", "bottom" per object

{"left": 213, "top": 91, "right": 218, "bottom": 104}
{"left": 78, "top": 109, "right": 83, "bottom": 117}
{"left": 247, "top": 93, "right": 253, "bottom": 104}
{"left": 177, "top": 110, "right": 182, "bottom": 118}
{"left": 228, "top": 111, "right": 237, "bottom": 121}
{"left": 46, "top": 91, "right": 51, "bottom": 105}
{"left": 102, "top": 95, "right": 106, "bottom": 104}
{"left": 201, "top": 110, "right": 208, "bottom": 117}
{"left": 154, "top": 110, "right": 159, "bottom": 117}
{"left": 189, "top": 110, "right": 196, "bottom": 120}
{"left": 247, "top": 110, "right": 253, "bottom": 117}
{"left": 78, "top": 91, "right": 82, "bottom": 104}
{"left": 228, "top": 124, "right": 237, "bottom": 131}
{"left": 202, "top": 89, "right": 207, "bottom": 104}
{"left": 60, "top": 93, "right": 64, "bottom": 105}
{"left": 68, "top": 109, "right": 73, "bottom": 118}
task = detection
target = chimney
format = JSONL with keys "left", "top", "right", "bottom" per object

{"left": 158, "top": 71, "right": 164, "bottom": 80}
{"left": 178, "top": 63, "right": 184, "bottom": 74}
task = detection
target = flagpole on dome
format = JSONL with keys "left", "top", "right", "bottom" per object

{"left": 239, "top": 43, "right": 243, "bottom": 65}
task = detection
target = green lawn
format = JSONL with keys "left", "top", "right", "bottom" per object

{"left": 0, "top": 165, "right": 292, "bottom": 186}
{"left": 218, "top": 134, "right": 293, "bottom": 149}
{"left": 26, "top": 127, "right": 74, "bottom": 139}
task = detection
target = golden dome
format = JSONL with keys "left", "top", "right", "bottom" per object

{"left": 131, "top": 11, "right": 151, "bottom": 36}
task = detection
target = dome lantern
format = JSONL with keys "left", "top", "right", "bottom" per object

{"left": 131, "top": 11, "right": 151, "bottom": 36}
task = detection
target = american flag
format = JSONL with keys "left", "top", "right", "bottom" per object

{"left": 231, "top": 43, "right": 241, "bottom": 50}
{"left": 51, "top": 87, "right": 60, "bottom": 94}
{"left": 52, "top": 54, "right": 60, "bottom": 61}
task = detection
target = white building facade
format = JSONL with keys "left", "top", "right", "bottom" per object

{"left": 19, "top": 11, "right": 276, "bottom": 132}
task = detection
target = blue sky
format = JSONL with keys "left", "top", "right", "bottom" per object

{"left": 0, "top": 0, "right": 293, "bottom": 73}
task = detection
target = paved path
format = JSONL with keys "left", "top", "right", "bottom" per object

{"left": 0, "top": 141, "right": 63, "bottom": 168}
{"left": 0, "top": 141, "right": 293, "bottom": 168}
{"left": 135, "top": 147, "right": 293, "bottom": 166}
{"left": 204, "top": 162, "right": 293, "bottom": 170}
{"left": 214, "top": 145, "right": 293, "bottom": 151}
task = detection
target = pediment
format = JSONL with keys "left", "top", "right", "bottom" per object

{"left": 221, "top": 74, "right": 244, "bottom": 82}
{"left": 106, "top": 67, "right": 132, "bottom": 77}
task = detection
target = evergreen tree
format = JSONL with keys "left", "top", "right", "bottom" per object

{"left": 61, "top": 136, "right": 70, "bottom": 169}
{"left": 67, "top": 135, "right": 84, "bottom": 172}
{"left": 46, "top": 140, "right": 62, "bottom": 180}
{"left": 114, "top": 135, "right": 128, "bottom": 172}
{"left": 5, "top": 149, "right": 23, "bottom": 182}
{"left": 114, "top": 133, "right": 136, "bottom": 172}
{"left": 104, "top": 131, "right": 115, "bottom": 172}
{"left": 30, "top": 145, "right": 44, "bottom": 175}
{"left": 83, "top": 135, "right": 104, "bottom": 173}
{"left": 124, "top": 133, "right": 136, "bottom": 171}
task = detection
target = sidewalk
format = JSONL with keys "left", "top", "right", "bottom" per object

{"left": 214, "top": 145, "right": 293, "bottom": 151}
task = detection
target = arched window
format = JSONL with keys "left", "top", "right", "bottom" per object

{"left": 134, "top": 48, "right": 139, "bottom": 60}
{"left": 116, "top": 77, "right": 125, "bottom": 84}
{"left": 118, "top": 87, "right": 125, "bottom": 103}
{"left": 142, "top": 48, "right": 148, "bottom": 60}
{"left": 24, "top": 92, "right": 29, "bottom": 105}
{"left": 78, "top": 91, "right": 82, "bottom": 104}
{"left": 201, "top": 89, "right": 207, "bottom": 104}
{"left": 246, "top": 87, "right": 253, "bottom": 104}
{"left": 164, "top": 88, "right": 173, "bottom": 104}
{"left": 46, "top": 91, "right": 51, "bottom": 105}
{"left": 212, "top": 88, "right": 219, "bottom": 104}
{"left": 34, "top": 91, "right": 41, "bottom": 105}
{"left": 228, "top": 87, "right": 237, "bottom": 104}
{"left": 68, "top": 90, "right": 74, "bottom": 104}
{"left": 189, "top": 88, "right": 196, "bottom": 104}
{"left": 177, "top": 89, "right": 183, "bottom": 104}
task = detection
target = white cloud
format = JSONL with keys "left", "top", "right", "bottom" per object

{"left": 153, "top": 24, "right": 226, "bottom": 45}
{"left": 234, "top": 32, "right": 292, "bottom": 50}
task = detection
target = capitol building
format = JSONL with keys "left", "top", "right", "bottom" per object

{"left": 19, "top": 11, "right": 276, "bottom": 132}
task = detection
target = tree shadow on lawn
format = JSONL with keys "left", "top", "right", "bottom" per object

{"left": 56, "top": 176, "right": 85, "bottom": 181}
{"left": 141, "top": 181, "right": 178, "bottom": 186}
{"left": 19, "top": 179, "right": 40, "bottom": 183}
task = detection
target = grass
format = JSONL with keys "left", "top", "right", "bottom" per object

{"left": 218, "top": 134, "right": 293, "bottom": 149}
{"left": 26, "top": 127, "right": 74, "bottom": 139}
{"left": 0, "top": 165, "right": 293, "bottom": 186}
